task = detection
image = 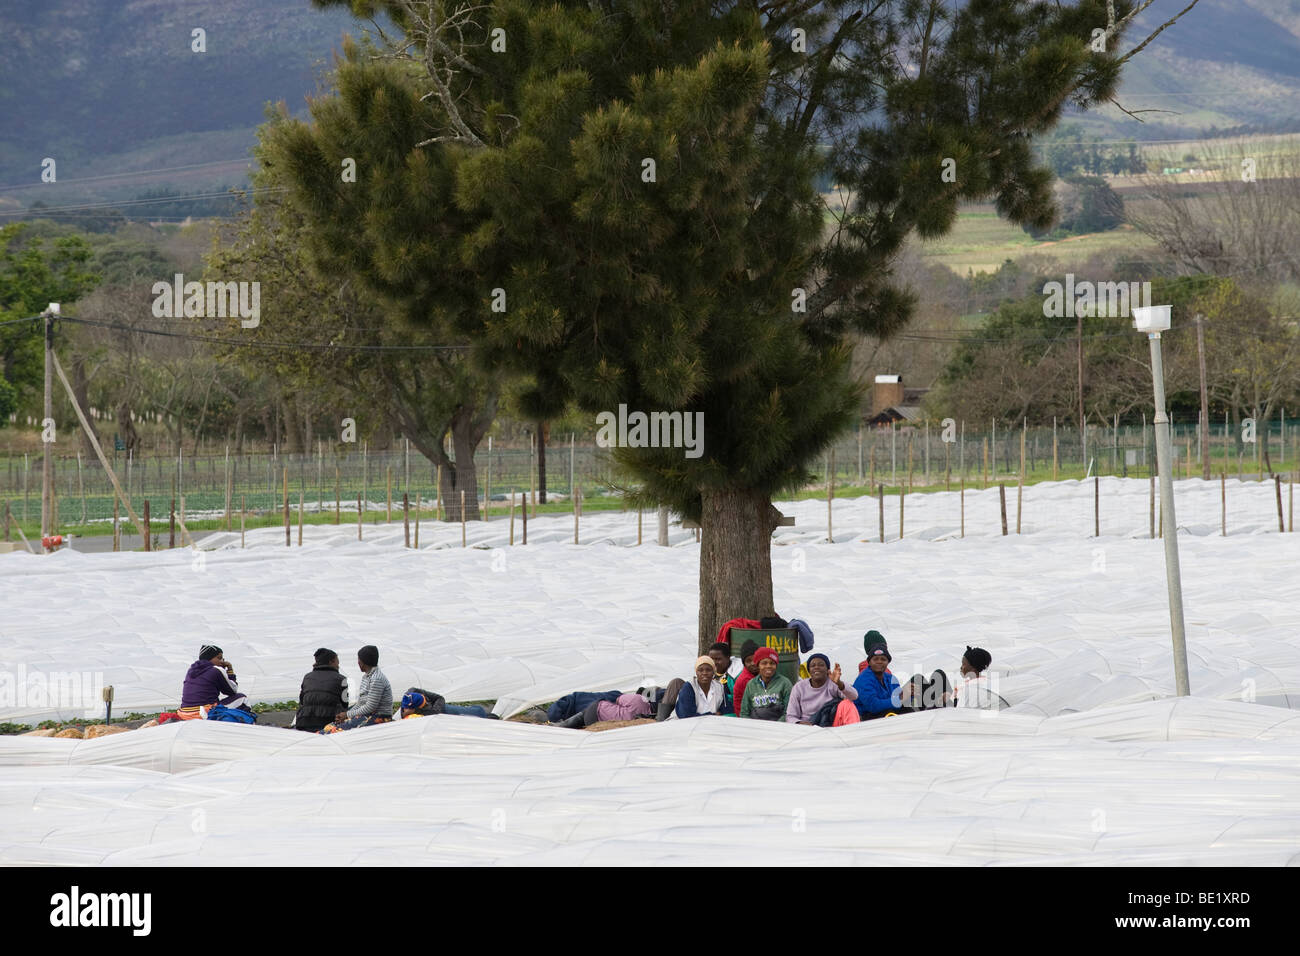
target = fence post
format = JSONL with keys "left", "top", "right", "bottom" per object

{"left": 77, "top": 451, "right": 86, "bottom": 524}
{"left": 1052, "top": 416, "right": 1058, "bottom": 481}
{"left": 113, "top": 493, "right": 120, "bottom": 551}
{"left": 878, "top": 483, "right": 884, "bottom": 543}
{"left": 1094, "top": 474, "right": 1099, "bottom": 537}
{"left": 143, "top": 499, "right": 151, "bottom": 551}
{"left": 241, "top": 494, "right": 245, "bottom": 548}
{"left": 960, "top": 476, "right": 965, "bottom": 538}
{"left": 827, "top": 448, "right": 834, "bottom": 543}
{"left": 169, "top": 498, "right": 176, "bottom": 549}
{"left": 335, "top": 466, "right": 341, "bottom": 525}
{"left": 899, "top": 485, "right": 905, "bottom": 541}
{"left": 998, "top": 484, "right": 1007, "bottom": 536}
{"left": 1275, "top": 475, "right": 1285, "bottom": 533}
{"left": 283, "top": 467, "right": 290, "bottom": 547}
{"left": 298, "top": 491, "right": 304, "bottom": 546}
{"left": 415, "top": 493, "right": 421, "bottom": 548}
{"left": 403, "top": 492, "right": 410, "bottom": 548}
{"left": 461, "top": 490, "right": 467, "bottom": 547}
{"left": 1150, "top": 475, "right": 1156, "bottom": 538}
{"left": 509, "top": 494, "right": 515, "bottom": 545}
{"left": 637, "top": 507, "right": 643, "bottom": 545}
{"left": 386, "top": 467, "right": 392, "bottom": 523}
{"left": 484, "top": 437, "right": 491, "bottom": 522}
{"left": 357, "top": 493, "right": 363, "bottom": 541}
{"left": 574, "top": 484, "right": 580, "bottom": 545}
{"left": 1221, "top": 470, "right": 1226, "bottom": 536}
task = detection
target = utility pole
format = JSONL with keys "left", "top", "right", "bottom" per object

{"left": 1078, "top": 311, "right": 1086, "bottom": 465}
{"left": 1195, "top": 313, "right": 1210, "bottom": 480}
{"left": 41, "top": 304, "right": 59, "bottom": 552}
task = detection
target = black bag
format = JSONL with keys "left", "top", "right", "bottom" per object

{"left": 759, "top": 615, "right": 789, "bottom": 629}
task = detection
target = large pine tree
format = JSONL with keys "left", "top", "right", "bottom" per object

{"left": 272, "top": 0, "right": 1195, "bottom": 649}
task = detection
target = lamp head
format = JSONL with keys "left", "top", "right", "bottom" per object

{"left": 1131, "top": 305, "right": 1171, "bottom": 333}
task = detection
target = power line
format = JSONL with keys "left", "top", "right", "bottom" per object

{"left": 0, "top": 158, "right": 255, "bottom": 194}
{"left": 58, "top": 315, "right": 472, "bottom": 353}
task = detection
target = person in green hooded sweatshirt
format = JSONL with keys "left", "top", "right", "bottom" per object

{"left": 740, "top": 647, "right": 793, "bottom": 720}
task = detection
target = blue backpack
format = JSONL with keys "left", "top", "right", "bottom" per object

{"left": 206, "top": 705, "right": 257, "bottom": 724}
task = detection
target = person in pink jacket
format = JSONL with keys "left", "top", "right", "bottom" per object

{"left": 557, "top": 692, "right": 653, "bottom": 728}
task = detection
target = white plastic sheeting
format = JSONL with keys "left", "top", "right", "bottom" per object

{"left": 3, "top": 479, "right": 1300, "bottom": 864}
{"left": 3, "top": 480, "right": 1300, "bottom": 723}
{"left": 2, "top": 700, "right": 1300, "bottom": 865}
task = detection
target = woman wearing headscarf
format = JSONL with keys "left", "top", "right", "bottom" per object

{"left": 785, "top": 653, "right": 859, "bottom": 725}
{"left": 667, "top": 657, "right": 726, "bottom": 719}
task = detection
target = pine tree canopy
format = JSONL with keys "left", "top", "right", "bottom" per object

{"left": 269, "top": 1, "right": 1142, "bottom": 515}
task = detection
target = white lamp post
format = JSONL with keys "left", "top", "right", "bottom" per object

{"left": 1132, "top": 304, "right": 1191, "bottom": 696}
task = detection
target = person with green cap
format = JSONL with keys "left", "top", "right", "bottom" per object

{"left": 852, "top": 639, "right": 902, "bottom": 718}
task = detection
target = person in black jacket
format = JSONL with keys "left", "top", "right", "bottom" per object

{"left": 293, "top": 648, "right": 350, "bottom": 732}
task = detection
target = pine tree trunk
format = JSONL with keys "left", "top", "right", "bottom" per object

{"left": 697, "top": 487, "right": 780, "bottom": 654}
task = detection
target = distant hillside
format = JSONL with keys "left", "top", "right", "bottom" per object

{"left": 1, "top": 0, "right": 1298, "bottom": 212}
{"left": 1068, "top": 0, "right": 1300, "bottom": 139}
{"left": 0, "top": 0, "right": 360, "bottom": 205}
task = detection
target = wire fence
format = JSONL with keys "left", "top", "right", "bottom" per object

{"left": 0, "top": 419, "right": 1295, "bottom": 540}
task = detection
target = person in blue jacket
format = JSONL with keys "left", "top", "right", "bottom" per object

{"left": 852, "top": 641, "right": 901, "bottom": 718}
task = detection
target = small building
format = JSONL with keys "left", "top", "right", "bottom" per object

{"left": 866, "top": 374, "right": 928, "bottom": 427}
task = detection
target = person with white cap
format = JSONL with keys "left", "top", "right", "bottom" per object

{"left": 666, "top": 656, "right": 726, "bottom": 719}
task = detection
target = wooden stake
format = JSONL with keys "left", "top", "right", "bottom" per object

{"left": 878, "top": 483, "right": 884, "bottom": 543}
{"left": 1094, "top": 473, "right": 1099, "bottom": 537}
{"left": 225, "top": 459, "right": 233, "bottom": 532}
{"left": 509, "top": 494, "right": 515, "bottom": 545}
{"left": 436, "top": 466, "right": 442, "bottom": 521}
{"left": 960, "top": 476, "right": 965, "bottom": 538}
{"left": 298, "top": 491, "right": 304, "bottom": 546}
{"left": 143, "top": 499, "right": 151, "bottom": 551}
{"left": 386, "top": 467, "right": 392, "bottom": 523}
{"left": 414, "top": 493, "right": 421, "bottom": 548}
{"left": 169, "top": 498, "right": 176, "bottom": 549}
{"left": 335, "top": 466, "right": 341, "bottom": 525}
{"left": 240, "top": 494, "right": 245, "bottom": 548}
{"left": 283, "top": 467, "right": 290, "bottom": 547}
{"left": 574, "top": 485, "right": 580, "bottom": 545}
{"left": 982, "top": 438, "right": 989, "bottom": 489}
{"left": 461, "top": 490, "right": 467, "bottom": 547}
{"left": 1221, "top": 470, "right": 1226, "bottom": 537}
{"left": 827, "top": 448, "right": 834, "bottom": 543}
{"left": 1275, "top": 474, "right": 1285, "bottom": 533}
{"left": 358, "top": 494, "right": 363, "bottom": 541}
{"left": 1150, "top": 475, "right": 1156, "bottom": 539}
{"left": 899, "top": 486, "right": 905, "bottom": 541}
{"left": 77, "top": 450, "right": 85, "bottom": 525}
{"left": 522, "top": 490, "right": 527, "bottom": 545}
{"left": 1291, "top": 472, "right": 1295, "bottom": 533}
{"left": 113, "top": 494, "right": 120, "bottom": 552}
{"left": 1052, "top": 423, "right": 1058, "bottom": 482}
{"left": 403, "top": 492, "right": 410, "bottom": 548}
{"left": 637, "top": 507, "right": 643, "bottom": 545}
{"left": 998, "top": 484, "right": 1007, "bottom": 536}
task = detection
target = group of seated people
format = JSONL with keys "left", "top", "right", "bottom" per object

{"left": 177, "top": 643, "right": 497, "bottom": 732}
{"left": 549, "top": 629, "right": 998, "bottom": 727}
{"left": 178, "top": 627, "right": 997, "bottom": 733}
